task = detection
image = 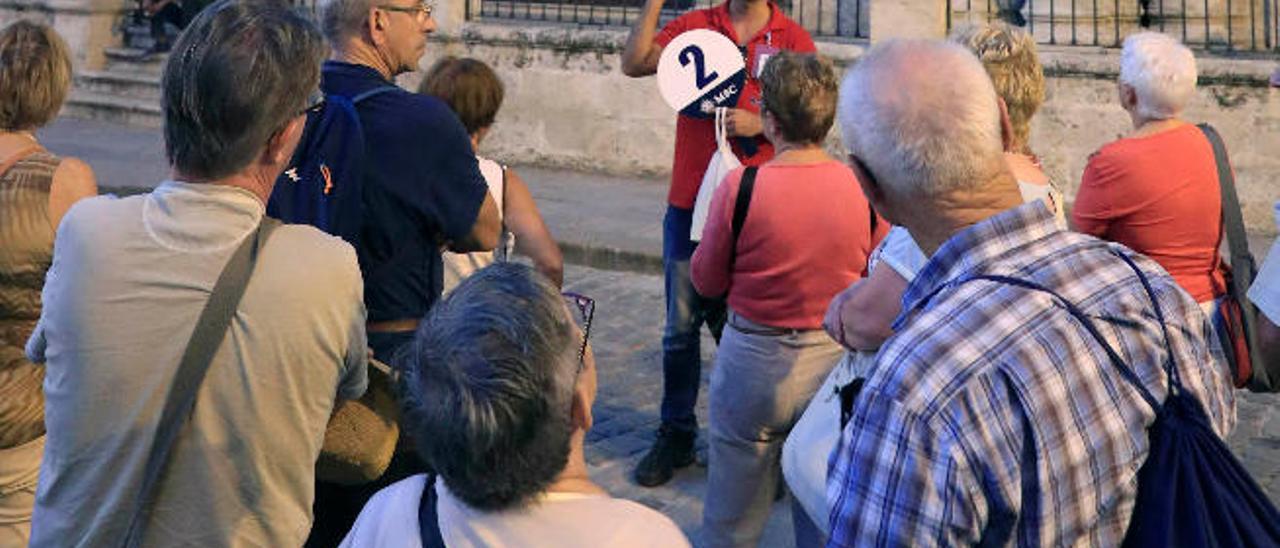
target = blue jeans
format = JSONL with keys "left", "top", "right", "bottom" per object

{"left": 660, "top": 206, "right": 726, "bottom": 433}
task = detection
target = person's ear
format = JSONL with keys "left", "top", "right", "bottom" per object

{"left": 997, "top": 96, "right": 1014, "bottom": 153}
{"left": 570, "top": 381, "right": 593, "bottom": 432}
{"left": 265, "top": 115, "right": 306, "bottom": 166}
{"left": 366, "top": 8, "right": 387, "bottom": 45}
{"left": 850, "top": 155, "right": 896, "bottom": 225}
{"left": 762, "top": 110, "right": 780, "bottom": 139}
{"left": 1118, "top": 82, "right": 1138, "bottom": 111}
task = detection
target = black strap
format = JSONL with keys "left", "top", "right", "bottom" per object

{"left": 729, "top": 166, "right": 758, "bottom": 267}
{"left": 912, "top": 250, "right": 1179, "bottom": 414}
{"left": 122, "top": 218, "right": 278, "bottom": 546}
{"left": 418, "top": 474, "right": 446, "bottom": 548}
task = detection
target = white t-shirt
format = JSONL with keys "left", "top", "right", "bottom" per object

{"left": 340, "top": 474, "right": 690, "bottom": 548}
{"left": 876, "top": 181, "right": 1066, "bottom": 283}
{"left": 1247, "top": 201, "right": 1280, "bottom": 324}
{"left": 442, "top": 156, "right": 511, "bottom": 294}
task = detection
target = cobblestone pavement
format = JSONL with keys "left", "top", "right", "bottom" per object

{"left": 567, "top": 263, "right": 1280, "bottom": 547}
{"left": 563, "top": 264, "right": 795, "bottom": 547}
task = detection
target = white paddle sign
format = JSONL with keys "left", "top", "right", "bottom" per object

{"left": 657, "top": 29, "right": 746, "bottom": 119}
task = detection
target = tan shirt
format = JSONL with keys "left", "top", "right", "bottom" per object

{"left": 27, "top": 181, "right": 367, "bottom": 547}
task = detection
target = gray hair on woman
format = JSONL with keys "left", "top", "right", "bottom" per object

{"left": 161, "top": 0, "right": 327, "bottom": 180}
{"left": 1119, "top": 32, "right": 1197, "bottom": 121}
{"left": 401, "top": 262, "right": 579, "bottom": 510}
{"left": 759, "top": 51, "right": 839, "bottom": 144}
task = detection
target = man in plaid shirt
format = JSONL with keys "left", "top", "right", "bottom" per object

{"left": 826, "top": 40, "right": 1236, "bottom": 546}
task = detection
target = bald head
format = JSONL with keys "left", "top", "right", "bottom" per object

{"left": 837, "top": 40, "right": 1005, "bottom": 202}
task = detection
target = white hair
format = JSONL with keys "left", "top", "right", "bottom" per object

{"left": 837, "top": 39, "right": 1005, "bottom": 200}
{"left": 1119, "top": 32, "right": 1197, "bottom": 121}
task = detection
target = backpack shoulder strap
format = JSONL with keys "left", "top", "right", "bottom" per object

{"left": 418, "top": 474, "right": 446, "bottom": 548}
{"left": 966, "top": 272, "right": 1164, "bottom": 412}
{"left": 123, "top": 217, "right": 279, "bottom": 546}
{"left": 913, "top": 249, "right": 1177, "bottom": 412}
{"left": 349, "top": 85, "right": 400, "bottom": 105}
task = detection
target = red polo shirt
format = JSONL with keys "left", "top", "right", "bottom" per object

{"left": 655, "top": 2, "right": 816, "bottom": 209}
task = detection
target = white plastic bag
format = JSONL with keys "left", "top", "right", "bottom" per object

{"left": 781, "top": 350, "right": 877, "bottom": 536}
{"left": 689, "top": 107, "right": 741, "bottom": 241}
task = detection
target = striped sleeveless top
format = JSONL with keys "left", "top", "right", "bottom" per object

{"left": 0, "top": 147, "right": 58, "bottom": 448}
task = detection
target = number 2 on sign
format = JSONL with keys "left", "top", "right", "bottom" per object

{"left": 679, "top": 45, "right": 719, "bottom": 90}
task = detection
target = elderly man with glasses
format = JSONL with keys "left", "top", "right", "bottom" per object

{"left": 307, "top": 0, "right": 501, "bottom": 540}
{"left": 340, "top": 263, "right": 690, "bottom": 547}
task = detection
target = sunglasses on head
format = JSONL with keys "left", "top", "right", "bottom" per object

{"left": 561, "top": 291, "right": 595, "bottom": 368}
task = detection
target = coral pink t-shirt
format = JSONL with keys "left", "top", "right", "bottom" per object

{"left": 691, "top": 161, "right": 887, "bottom": 329}
{"left": 1073, "top": 124, "right": 1226, "bottom": 302}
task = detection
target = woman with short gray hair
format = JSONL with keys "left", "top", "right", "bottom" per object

{"left": 0, "top": 20, "right": 97, "bottom": 545}
{"left": 1073, "top": 32, "right": 1226, "bottom": 307}
{"left": 341, "top": 263, "right": 689, "bottom": 547}
{"left": 689, "top": 51, "right": 885, "bottom": 548}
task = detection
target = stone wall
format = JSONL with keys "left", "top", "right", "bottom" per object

{"left": 418, "top": 20, "right": 1279, "bottom": 235}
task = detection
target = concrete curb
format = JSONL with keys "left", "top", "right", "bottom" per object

{"left": 560, "top": 242, "right": 663, "bottom": 276}
{"left": 103, "top": 185, "right": 665, "bottom": 275}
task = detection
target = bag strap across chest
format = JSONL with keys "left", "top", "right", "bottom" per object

{"left": 122, "top": 218, "right": 279, "bottom": 546}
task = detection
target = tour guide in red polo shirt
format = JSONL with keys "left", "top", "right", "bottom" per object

{"left": 621, "top": 0, "right": 814, "bottom": 487}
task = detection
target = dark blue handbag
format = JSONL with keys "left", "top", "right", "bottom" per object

{"left": 959, "top": 251, "right": 1280, "bottom": 547}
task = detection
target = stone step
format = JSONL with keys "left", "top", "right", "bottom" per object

{"left": 75, "top": 70, "right": 162, "bottom": 102}
{"left": 103, "top": 47, "right": 169, "bottom": 76}
{"left": 63, "top": 90, "right": 162, "bottom": 128}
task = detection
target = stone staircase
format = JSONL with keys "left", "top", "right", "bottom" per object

{"left": 64, "top": 20, "right": 165, "bottom": 128}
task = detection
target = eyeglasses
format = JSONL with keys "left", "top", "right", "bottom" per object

{"left": 376, "top": 0, "right": 433, "bottom": 20}
{"left": 300, "top": 88, "right": 325, "bottom": 116}
{"left": 562, "top": 291, "right": 595, "bottom": 368}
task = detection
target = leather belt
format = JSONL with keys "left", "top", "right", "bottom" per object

{"left": 367, "top": 318, "right": 420, "bottom": 333}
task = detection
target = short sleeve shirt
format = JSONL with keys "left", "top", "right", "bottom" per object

{"left": 1072, "top": 124, "right": 1225, "bottom": 302}
{"left": 875, "top": 226, "right": 929, "bottom": 283}
{"left": 655, "top": 2, "right": 815, "bottom": 209}
{"left": 321, "top": 61, "right": 490, "bottom": 323}
{"left": 1248, "top": 201, "right": 1280, "bottom": 324}
{"left": 26, "top": 182, "right": 367, "bottom": 547}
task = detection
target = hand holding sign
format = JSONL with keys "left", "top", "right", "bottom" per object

{"left": 657, "top": 29, "right": 746, "bottom": 119}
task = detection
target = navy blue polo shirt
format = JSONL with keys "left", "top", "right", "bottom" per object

{"left": 321, "top": 61, "right": 489, "bottom": 323}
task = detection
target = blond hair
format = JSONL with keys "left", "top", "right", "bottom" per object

{"left": 0, "top": 20, "right": 72, "bottom": 131}
{"left": 950, "top": 22, "right": 1046, "bottom": 151}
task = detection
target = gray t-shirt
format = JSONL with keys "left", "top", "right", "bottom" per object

{"left": 26, "top": 181, "right": 367, "bottom": 547}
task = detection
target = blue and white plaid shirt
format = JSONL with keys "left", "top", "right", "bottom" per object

{"left": 826, "top": 202, "right": 1235, "bottom": 547}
